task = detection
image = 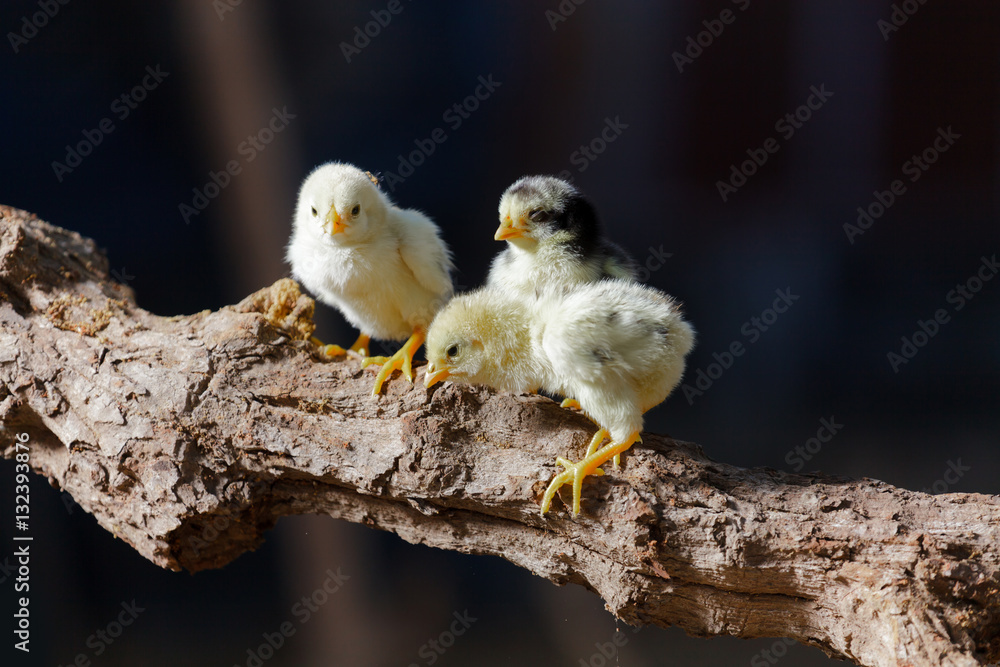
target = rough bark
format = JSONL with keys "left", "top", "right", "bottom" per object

{"left": 1, "top": 206, "right": 998, "bottom": 667}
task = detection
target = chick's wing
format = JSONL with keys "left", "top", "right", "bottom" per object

{"left": 392, "top": 208, "right": 455, "bottom": 299}
{"left": 546, "top": 281, "right": 684, "bottom": 383}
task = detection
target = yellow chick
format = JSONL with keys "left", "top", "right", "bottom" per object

{"left": 424, "top": 280, "right": 695, "bottom": 516}
{"left": 287, "top": 162, "right": 454, "bottom": 395}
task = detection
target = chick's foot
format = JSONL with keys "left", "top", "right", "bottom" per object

{"left": 541, "top": 431, "right": 640, "bottom": 516}
{"left": 361, "top": 329, "right": 425, "bottom": 395}
{"left": 585, "top": 428, "right": 609, "bottom": 457}
{"left": 583, "top": 427, "right": 623, "bottom": 467}
{"left": 312, "top": 332, "right": 371, "bottom": 358}
{"left": 347, "top": 333, "right": 371, "bottom": 357}
{"left": 310, "top": 336, "right": 344, "bottom": 357}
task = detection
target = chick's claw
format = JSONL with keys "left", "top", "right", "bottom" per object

{"left": 348, "top": 333, "right": 371, "bottom": 357}
{"left": 312, "top": 333, "right": 371, "bottom": 359}
{"left": 540, "top": 431, "right": 640, "bottom": 516}
{"left": 361, "top": 352, "right": 407, "bottom": 392}
{"left": 583, "top": 428, "right": 623, "bottom": 469}
{"left": 362, "top": 329, "right": 425, "bottom": 395}
{"left": 585, "top": 428, "right": 609, "bottom": 457}
{"left": 310, "top": 335, "right": 349, "bottom": 358}
{"left": 541, "top": 457, "right": 603, "bottom": 517}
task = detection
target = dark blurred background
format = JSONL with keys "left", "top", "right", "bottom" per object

{"left": 1, "top": 1, "right": 998, "bottom": 665}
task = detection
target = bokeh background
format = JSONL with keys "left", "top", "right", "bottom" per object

{"left": 1, "top": 1, "right": 998, "bottom": 665}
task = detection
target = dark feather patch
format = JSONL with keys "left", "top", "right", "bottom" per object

{"left": 599, "top": 240, "right": 639, "bottom": 280}
{"left": 592, "top": 347, "right": 613, "bottom": 364}
{"left": 558, "top": 195, "right": 602, "bottom": 259}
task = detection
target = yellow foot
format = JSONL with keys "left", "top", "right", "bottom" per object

{"left": 347, "top": 333, "right": 371, "bottom": 357}
{"left": 311, "top": 336, "right": 344, "bottom": 356}
{"left": 584, "top": 428, "right": 623, "bottom": 468}
{"left": 311, "top": 333, "right": 371, "bottom": 358}
{"left": 540, "top": 431, "right": 639, "bottom": 516}
{"left": 361, "top": 329, "right": 425, "bottom": 395}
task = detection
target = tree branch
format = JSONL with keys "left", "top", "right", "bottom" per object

{"left": 1, "top": 206, "right": 998, "bottom": 667}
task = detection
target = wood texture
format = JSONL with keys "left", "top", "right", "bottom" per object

{"left": 1, "top": 206, "right": 998, "bottom": 667}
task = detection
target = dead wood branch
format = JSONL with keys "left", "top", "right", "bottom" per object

{"left": 1, "top": 206, "right": 998, "bottom": 667}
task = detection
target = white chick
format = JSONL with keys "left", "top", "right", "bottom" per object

{"left": 488, "top": 175, "right": 637, "bottom": 296}
{"left": 287, "top": 162, "right": 454, "bottom": 395}
{"left": 424, "top": 280, "right": 695, "bottom": 516}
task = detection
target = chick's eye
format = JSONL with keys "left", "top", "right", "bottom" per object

{"left": 310, "top": 207, "right": 317, "bottom": 217}
{"left": 528, "top": 208, "right": 550, "bottom": 223}
{"left": 351, "top": 204, "right": 361, "bottom": 217}
{"left": 446, "top": 344, "right": 459, "bottom": 359}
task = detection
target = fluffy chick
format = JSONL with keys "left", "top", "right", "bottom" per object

{"left": 490, "top": 175, "right": 639, "bottom": 412}
{"left": 488, "top": 175, "right": 637, "bottom": 296}
{"left": 287, "top": 162, "right": 454, "bottom": 395}
{"left": 424, "top": 280, "right": 695, "bottom": 516}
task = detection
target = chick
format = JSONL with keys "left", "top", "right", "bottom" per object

{"left": 287, "top": 162, "right": 454, "bottom": 395}
{"left": 424, "top": 280, "right": 695, "bottom": 516}
{"left": 488, "top": 176, "right": 637, "bottom": 297}
{"left": 490, "top": 176, "right": 638, "bottom": 412}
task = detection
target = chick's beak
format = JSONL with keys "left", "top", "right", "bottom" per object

{"left": 494, "top": 214, "right": 525, "bottom": 241}
{"left": 423, "top": 361, "right": 452, "bottom": 388}
{"left": 325, "top": 207, "right": 347, "bottom": 235}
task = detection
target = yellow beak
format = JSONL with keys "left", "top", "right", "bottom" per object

{"left": 423, "top": 362, "right": 452, "bottom": 388}
{"left": 494, "top": 214, "right": 525, "bottom": 241}
{"left": 325, "top": 207, "right": 347, "bottom": 235}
